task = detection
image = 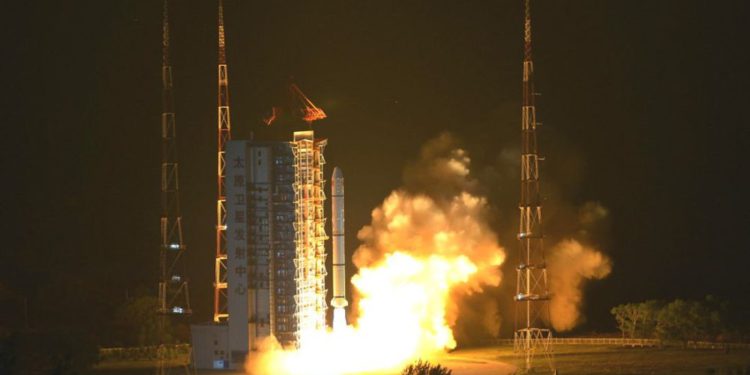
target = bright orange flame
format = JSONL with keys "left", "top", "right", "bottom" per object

{"left": 246, "top": 251, "right": 501, "bottom": 375}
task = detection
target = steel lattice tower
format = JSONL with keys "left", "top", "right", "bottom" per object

{"left": 513, "top": 0, "right": 555, "bottom": 372}
{"left": 213, "top": 0, "right": 232, "bottom": 323}
{"left": 158, "top": 0, "right": 192, "bottom": 373}
{"left": 291, "top": 131, "right": 328, "bottom": 348}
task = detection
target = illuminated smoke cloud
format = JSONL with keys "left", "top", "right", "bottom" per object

{"left": 353, "top": 133, "right": 506, "bottom": 325}
{"left": 547, "top": 239, "right": 612, "bottom": 331}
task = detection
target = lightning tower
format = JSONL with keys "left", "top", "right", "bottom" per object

{"left": 213, "top": 0, "right": 232, "bottom": 323}
{"left": 158, "top": 0, "right": 191, "bottom": 373}
{"left": 513, "top": 0, "right": 554, "bottom": 372}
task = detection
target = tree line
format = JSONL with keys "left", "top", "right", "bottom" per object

{"left": 611, "top": 296, "right": 748, "bottom": 345}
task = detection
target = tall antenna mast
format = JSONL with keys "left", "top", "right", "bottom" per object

{"left": 158, "top": 0, "right": 191, "bottom": 320}
{"left": 513, "top": 0, "right": 554, "bottom": 372}
{"left": 213, "top": 0, "right": 232, "bottom": 323}
{"left": 158, "top": 0, "right": 191, "bottom": 373}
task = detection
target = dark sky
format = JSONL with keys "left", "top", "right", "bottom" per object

{"left": 2, "top": 0, "right": 749, "bottom": 337}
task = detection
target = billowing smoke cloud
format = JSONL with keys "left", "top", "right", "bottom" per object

{"left": 353, "top": 132, "right": 505, "bottom": 331}
{"left": 354, "top": 191, "right": 504, "bottom": 292}
{"left": 470, "top": 110, "right": 615, "bottom": 336}
{"left": 354, "top": 132, "right": 613, "bottom": 340}
{"left": 547, "top": 239, "right": 612, "bottom": 331}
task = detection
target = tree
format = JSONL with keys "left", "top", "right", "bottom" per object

{"left": 637, "top": 300, "right": 662, "bottom": 338}
{"left": 611, "top": 303, "right": 638, "bottom": 338}
{"left": 114, "top": 295, "right": 172, "bottom": 346}
{"left": 611, "top": 301, "right": 661, "bottom": 338}
{"left": 656, "top": 299, "right": 719, "bottom": 345}
{"left": 613, "top": 297, "right": 732, "bottom": 344}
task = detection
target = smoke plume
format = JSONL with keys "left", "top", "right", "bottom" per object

{"left": 353, "top": 133, "right": 506, "bottom": 328}
{"left": 547, "top": 239, "right": 612, "bottom": 331}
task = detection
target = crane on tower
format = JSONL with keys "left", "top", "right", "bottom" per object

{"left": 263, "top": 83, "right": 327, "bottom": 126}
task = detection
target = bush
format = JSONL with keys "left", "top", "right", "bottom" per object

{"left": 401, "top": 359, "right": 452, "bottom": 375}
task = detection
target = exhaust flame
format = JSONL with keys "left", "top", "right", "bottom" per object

{"left": 246, "top": 139, "right": 505, "bottom": 375}
{"left": 248, "top": 253, "right": 476, "bottom": 375}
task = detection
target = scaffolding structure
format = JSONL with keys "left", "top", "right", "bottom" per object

{"left": 214, "top": 0, "right": 232, "bottom": 323}
{"left": 291, "top": 131, "right": 328, "bottom": 347}
{"left": 157, "top": 0, "right": 191, "bottom": 373}
{"left": 513, "top": 0, "right": 555, "bottom": 373}
{"left": 268, "top": 144, "right": 298, "bottom": 346}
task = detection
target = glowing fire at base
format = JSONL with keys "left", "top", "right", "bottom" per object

{"left": 247, "top": 251, "right": 501, "bottom": 375}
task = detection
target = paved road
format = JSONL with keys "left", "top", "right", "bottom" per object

{"left": 439, "top": 352, "right": 517, "bottom": 375}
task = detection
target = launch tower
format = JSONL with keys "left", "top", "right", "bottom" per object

{"left": 291, "top": 130, "right": 328, "bottom": 347}
{"left": 513, "top": 0, "right": 555, "bottom": 372}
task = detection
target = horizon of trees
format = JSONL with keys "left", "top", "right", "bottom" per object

{"left": 611, "top": 296, "right": 749, "bottom": 345}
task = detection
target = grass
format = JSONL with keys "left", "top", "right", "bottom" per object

{"left": 93, "top": 344, "right": 750, "bottom": 374}
{"left": 453, "top": 344, "right": 750, "bottom": 374}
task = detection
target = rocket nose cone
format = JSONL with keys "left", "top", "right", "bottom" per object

{"left": 332, "top": 167, "right": 343, "bottom": 180}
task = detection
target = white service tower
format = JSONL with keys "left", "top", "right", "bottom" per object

{"left": 330, "top": 167, "right": 348, "bottom": 330}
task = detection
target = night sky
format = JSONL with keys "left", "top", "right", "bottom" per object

{"left": 3, "top": 0, "right": 749, "bottom": 341}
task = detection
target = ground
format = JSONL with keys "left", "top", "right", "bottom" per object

{"left": 451, "top": 344, "right": 750, "bottom": 374}
{"left": 93, "top": 344, "right": 750, "bottom": 374}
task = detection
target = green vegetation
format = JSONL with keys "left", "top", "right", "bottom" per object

{"left": 402, "top": 360, "right": 453, "bottom": 375}
{"left": 610, "top": 296, "right": 749, "bottom": 345}
{"left": 611, "top": 300, "right": 663, "bottom": 339}
{"left": 113, "top": 295, "right": 172, "bottom": 346}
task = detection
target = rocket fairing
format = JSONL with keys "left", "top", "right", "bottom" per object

{"left": 331, "top": 167, "right": 348, "bottom": 329}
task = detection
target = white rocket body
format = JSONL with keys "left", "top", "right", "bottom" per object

{"left": 331, "top": 167, "right": 348, "bottom": 330}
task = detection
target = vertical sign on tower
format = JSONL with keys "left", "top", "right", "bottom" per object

{"left": 226, "top": 141, "right": 248, "bottom": 365}
{"left": 247, "top": 145, "right": 272, "bottom": 347}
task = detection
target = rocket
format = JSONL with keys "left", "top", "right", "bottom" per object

{"left": 331, "top": 167, "right": 348, "bottom": 330}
